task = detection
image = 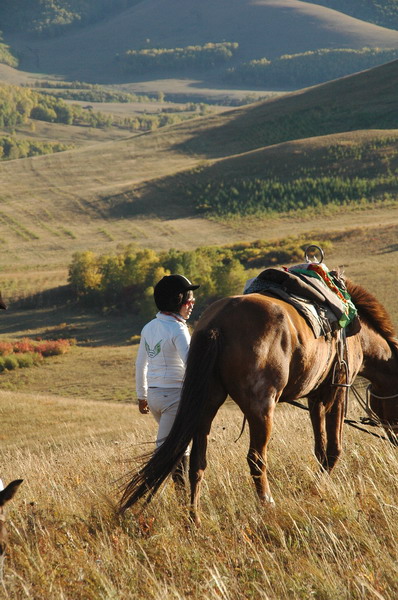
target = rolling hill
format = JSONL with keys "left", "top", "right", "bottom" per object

{"left": 6, "top": 0, "right": 398, "bottom": 85}
{"left": 0, "top": 59, "right": 398, "bottom": 270}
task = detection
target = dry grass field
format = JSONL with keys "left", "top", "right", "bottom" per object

{"left": 1, "top": 386, "right": 397, "bottom": 599}
{"left": 0, "top": 217, "right": 397, "bottom": 598}
{"left": 0, "top": 28, "right": 398, "bottom": 597}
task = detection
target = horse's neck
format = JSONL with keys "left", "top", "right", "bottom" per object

{"left": 359, "top": 323, "right": 398, "bottom": 377}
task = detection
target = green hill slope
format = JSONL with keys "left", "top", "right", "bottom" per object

{"left": 6, "top": 0, "right": 398, "bottom": 84}
{"left": 177, "top": 59, "right": 398, "bottom": 158}
{"left": 0, "top": 60, "right": 398, "bottom": 268}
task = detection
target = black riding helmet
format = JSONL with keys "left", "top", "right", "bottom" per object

{"left": 154, "top": 275, "right": 200, "bottom": 312}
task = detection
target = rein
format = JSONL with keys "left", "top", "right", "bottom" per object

{"left": 367, "top": 386, "right": 398, "bottom": 400}
{"left": 235, "top": 385, "right": 398, "bottom": 444}
{"left": 282, "top": 397, "right": 395, "bottom": 443}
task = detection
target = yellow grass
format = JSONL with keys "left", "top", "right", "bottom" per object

{"left": 0, "top": 223, "right": 396, "bottom": 598}
{"left": 1, "top": 390, "right": 397, "bottom": 599}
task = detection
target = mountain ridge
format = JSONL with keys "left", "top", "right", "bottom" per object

{"left": 7, "top": 0, "right": 398, "bottom": 84}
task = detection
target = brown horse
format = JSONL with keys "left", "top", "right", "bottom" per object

{"left": 120, "top": 280, "right": 398, "bottom": 525}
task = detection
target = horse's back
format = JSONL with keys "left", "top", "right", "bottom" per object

{"left": 196, "top": 293, "right": 308, "bottom": 343}
{"left": 193, "top": 293, "right": 333, "bottom": 402}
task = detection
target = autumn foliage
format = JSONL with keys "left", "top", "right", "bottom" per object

{"left": 0, "top": 337, "right": 75, "bottom": 371}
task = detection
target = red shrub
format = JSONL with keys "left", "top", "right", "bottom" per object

{"left": 0, "top": 341, "right": 13, "bottom": 356}
{"left": 35, "top": 339, "right": 71, "bottom": 357}
{"left": 13, "top": 338, "right": 36, "bottom": 353}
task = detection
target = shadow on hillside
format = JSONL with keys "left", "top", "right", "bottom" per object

{"left": 0, "top": 305, "right": 141, "bottom": 347}
{"left": 102, "top": 178, "right": 195, "bottom": 219}
{"left": 380, "top": 243, "right": 398, "bottom": 254}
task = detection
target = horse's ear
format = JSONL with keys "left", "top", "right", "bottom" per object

{"left": 0, "top": 480, "right": 23, "bottom": 506}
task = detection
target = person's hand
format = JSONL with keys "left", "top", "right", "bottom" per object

{"left": 138, "top": 399, "right": 149, "bottom": 414}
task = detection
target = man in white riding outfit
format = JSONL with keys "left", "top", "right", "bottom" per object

{"left": 135, "top": 274, "right": 200, "bottom": 485}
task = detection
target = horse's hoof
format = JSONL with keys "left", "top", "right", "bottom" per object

{"left": 189, "top": 511, "right": 201, "bottom": 528}
{"left": 262, "top": 494, "right": 275, "bottom": 506}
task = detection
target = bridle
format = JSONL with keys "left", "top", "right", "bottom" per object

{"left": 349, "top": 384, "right": 398, "bottom": 436}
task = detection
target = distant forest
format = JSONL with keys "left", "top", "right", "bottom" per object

{"left": 0, "top": 0, "right": 141, "bottom": 36}
{"left": 302, "top": 0, "right": 398, "bottom": 30}
{"left": 120, "top": 43, "right": 239, "bottom": 74}
{"left": 0, "top": 82, "right": 194, "bottom": 160}
{"left": 226, "top": 47, "right": 398, "bottom": 88}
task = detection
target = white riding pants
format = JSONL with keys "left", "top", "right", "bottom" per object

{"left": 147, "top": 387, "right": 190, "bottom": 455}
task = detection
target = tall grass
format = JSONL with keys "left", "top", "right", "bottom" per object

{"left": 1, "top": 393, "right": 397, "bottom": 599}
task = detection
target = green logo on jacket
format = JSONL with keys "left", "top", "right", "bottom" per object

{"left": 145, "top": 339, "right": 162, "bottom": 358}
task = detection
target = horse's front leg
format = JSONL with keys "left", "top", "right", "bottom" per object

{"left": 324, "top": 390, "right": 345, "bottom": 471}
{"left": 246, "top": 399, "right": 276, "bottom": 505}
{"left": 308, "top": 396, "right": 327, "bottom": 468}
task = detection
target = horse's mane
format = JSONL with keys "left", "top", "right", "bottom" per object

{"left": 345, "top": 278, "right": 397, "bottom": 347}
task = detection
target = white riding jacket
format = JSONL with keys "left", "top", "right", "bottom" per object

{"left": 135, "top": 312, "right": 191, "bottom": 399}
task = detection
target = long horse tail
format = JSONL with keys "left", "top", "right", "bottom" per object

{"left": 119, "top": 327, "right": 220, "bottom": 513}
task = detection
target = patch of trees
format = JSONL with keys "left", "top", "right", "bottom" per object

{"left": 301, "top": 0, "right": 398, "bottom": 31}
{"left": 32, "top": 83, "right": 157, "bottom": 104}
{"left": 68, "top": 235, "right": 330, "bottom": 315}
{"left": 0, "top": 1, "right": 141, "bottom": 37}
{"left": 0, "top": 136, "right": 73, "bottom": 161}
{"left": 192, "top": 174, "right": 398, "bottom": 217}
{"left": 225, "top": 47, "right": 398, "bottom": 88}
{"left": 190, "top": 137, "right": 398, "bottom": 217}
{"left": 0, "top": 83, "right": 194, "bottom": 137}
{"left": 120, "top": 43, "right": 239, "bottom": 74}
{"left": 0, "top": 33, "right": 18, "bottom": 67}
{"left": 0, "top": 83, "right": 74, "bottom": 127}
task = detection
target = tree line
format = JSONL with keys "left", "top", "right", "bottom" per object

{"left": 0, "top": 136, "right": 72, "bottom": 160}
{"left": 119, "top": 43, "right": 239, "bottom": 74}
{"left": 67, "top": 236, "right": 330, "bottom": 318}
{"left": 0, "top": 32, "right": 18, "bottom": 67}
{"left": 225, "top": 47, "right": 398, "bottom": 88}
{"left": 0, "top": 82, "right": 196, "bottom": 160}
{"left": 192, "top": 174, "right": 398, "bottom": 217}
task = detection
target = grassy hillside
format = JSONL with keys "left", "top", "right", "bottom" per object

{"left": 0, "top": 60, "right": 397, "bottom": 271}
{"left": 0, "top": 0, "right": 141, "bottom": 36}
{"left": 6, "top": 0, "right": 398, "bottom": 85}
{"left": 304, "top": 0, "right": 398, "bottom": 30}
{"left": 142, "top": 130, "right": 398, "bottom": 218}
{"left": 1, "top": 368, "right": 398, "bottom": 598}
{"left": 177, "top": 59, "right": 398, "bottom": 158}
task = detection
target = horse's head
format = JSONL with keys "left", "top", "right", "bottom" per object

{"left": 0, "top": 479, "right": 23, "bottom": 556}
{"left": 367, "top": 339, "right": 398, "bottom": 445}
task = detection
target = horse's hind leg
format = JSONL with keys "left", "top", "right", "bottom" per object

{"left": 246, "top": 398, "right": 276, "bottom": 505}
{"left": 189, "top": 383, "right": 227, "bottom": 527}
